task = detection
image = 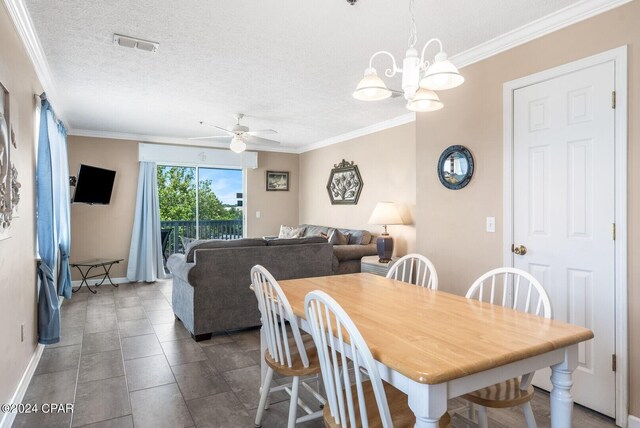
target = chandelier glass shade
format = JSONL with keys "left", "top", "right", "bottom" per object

{"left": 352, "top": 68, "right": 392, "bottom": 101}
{"left": 353, "top": 0, "right": 464, "bottom": 112}
{"left": 420, "top": 52, "right": 465, "bottom": 90}
{"left": 406, "top": 88, "right": 443, "bottom": 112}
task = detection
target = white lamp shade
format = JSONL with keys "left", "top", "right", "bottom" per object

{"left": 353, "top": 67, "right": 392, "bottom": 101}
{"left": 406, "top": 88, "right": 443, "bottom": 112}
{"left": 229, "top": 136, "right": 247, "bottom": 153}
{"left": 420, "top": 52, "right": 464, "bottom": 90}
{"left": 368, "top": 202, "right": 403, "bottom": 225}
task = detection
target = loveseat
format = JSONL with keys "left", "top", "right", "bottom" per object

{"left": 167, "top": 237, "right": 333, "bottom": 340}
{"left": 298, "top": 224, "right": 377, "bottom": 274}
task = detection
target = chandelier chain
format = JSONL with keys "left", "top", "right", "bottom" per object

{"left": 408, "top": 0, "right": 417, "bottom": 48}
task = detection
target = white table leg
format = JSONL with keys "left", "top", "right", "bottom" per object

{"left": 407, "top": 383, "right": 447, "bottom": 428}
{"left": 550, "top": 345, "right": 578, "bottom": 428}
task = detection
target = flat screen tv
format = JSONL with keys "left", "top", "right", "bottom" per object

{"left": 72, "top": 164, "right": 116, "bottom": 205}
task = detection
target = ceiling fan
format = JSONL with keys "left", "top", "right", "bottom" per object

{"left": 188, "top": 113, "right": 280, "bottom": 153}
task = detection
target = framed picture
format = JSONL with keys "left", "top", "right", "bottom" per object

{"left": 326, "top": 159, "right": 363, "bottom": 205}
{"left": 266, "top": 170, "right": 289, "bottom": 191}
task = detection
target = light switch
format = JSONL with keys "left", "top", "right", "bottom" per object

{"left": 486, "top": 217, "right": 496, "bottom": 233}
{"left": 256, "top": 211, "right": 261, "bottom": 218}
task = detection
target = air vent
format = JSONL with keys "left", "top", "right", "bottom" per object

{"left": 113, "top": 34, "right": 159, "bottom": 53}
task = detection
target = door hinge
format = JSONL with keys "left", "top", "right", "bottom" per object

{"left": 612, "top": 91, "right": 616, "bottom": 109}
{"left": 612, "top": 354, "right": 617, "bottom": 372}
{"left": 612, "top": 223, "right": 616, "bottom": 240}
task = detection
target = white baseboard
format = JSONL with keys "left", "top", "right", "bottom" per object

{"left": 0, "top": 344, "right": 45, "bottom": 428}
{"left": 71, "top": 277, "right": 129, "bottom": 287}
{"left": 628, "top": 414, "right": 640, "bottom": 428}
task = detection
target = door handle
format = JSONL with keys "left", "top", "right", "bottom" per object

{"left": 512, "top": 244, "right": 527, "bottom": 255}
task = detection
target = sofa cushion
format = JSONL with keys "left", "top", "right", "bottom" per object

{"left": 186, "top": 238, "right": 266, "bottom": 262}
{"left": 302, "top": 224, "right": 336, "bottom": 238}
{"left": 332, "top": 243, "right": 377, "bottom": 262}
{"left": 266, "top": 236, "right": 328, "bottom": 246}
{"left": 279, "top": 225, "right": 306, "bottom": 239}
{"left": 345, "top": 229, "right": 372, "bottom": 245}
{"left": 328, "top": 229, "right": 349, "bottom": 245}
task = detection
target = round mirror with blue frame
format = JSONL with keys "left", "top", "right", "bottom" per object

{"left": 437, "top": 145, "right": 474, "bottom": 190}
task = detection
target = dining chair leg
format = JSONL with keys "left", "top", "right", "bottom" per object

{"left": 287, "top": 376, "right": 301, "bottom": 428}
{"left": 523, "top": 402, "right": 537, "bottom": 428}
{"left": 255, "top": 367, "right": 274, "bottom": 427}
{"left": 477, "top": 404, "right": 488, "bottom": 428}
{"left": 467, "top": 402, "right": 475, "bottom": 421}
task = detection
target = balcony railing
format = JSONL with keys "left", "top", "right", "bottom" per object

{"left": 161, "top": 219, "right": 243, "bottom": 255}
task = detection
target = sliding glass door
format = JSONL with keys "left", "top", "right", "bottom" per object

{"left": 157, "top": 165, "right": 243, "bottom": 256}
{"left": 198, "top": 167, "right": 243, "bottom": 240}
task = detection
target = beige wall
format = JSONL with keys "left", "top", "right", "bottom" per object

{"left": 246, "top": 151, "right": 300, "bottom": 238}
{"left": 300, "top": 123, "right": 416, "bottom": 255}
{"left": 416, "top": 1, "right": 640, "bottom": 417}
{"left": 68, "top": 136, "right": 139, "bottom": 279}
{"left": 0, "top": 3, "right": 42, "bottom": 406}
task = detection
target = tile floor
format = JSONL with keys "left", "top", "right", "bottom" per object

{"left": 13, "top": 280, "right": 616, "bottom": 427}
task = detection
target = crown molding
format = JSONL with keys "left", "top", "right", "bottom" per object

{"left": 3, "top": 0, "right": 68, "bottom": 125}
{"left": 451, "top": 0, "right": 633, "bottom": 68}
{"left": 68, "top": 128, "right": 299, "bottom": 154}
{"left": 298, "top": 112, "right": 416, "bottom": 154}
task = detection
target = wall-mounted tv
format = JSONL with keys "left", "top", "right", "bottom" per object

{"left": 72, "top": 164, "right": 116, "bottom": 205}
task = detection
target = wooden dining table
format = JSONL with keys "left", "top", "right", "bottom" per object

{"left": 262, "top": 273, "right": 593, "bottom": 428}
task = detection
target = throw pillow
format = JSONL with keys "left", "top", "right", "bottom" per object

{"left": 328, "top": 229, "right": 349, "bottom": 245}
{"left": 279, "top": 225, "right": 306, "bottom": 239}
{"left": 348, "top": 230, "right": 372, "bottom": 245}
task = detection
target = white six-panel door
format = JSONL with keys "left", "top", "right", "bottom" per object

{"left": 513, "top": 61, "right": 616, "bottom": 416}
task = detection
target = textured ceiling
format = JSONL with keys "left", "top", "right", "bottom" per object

{"left": 24, "top": 0, "right": 579, "bottom": 150}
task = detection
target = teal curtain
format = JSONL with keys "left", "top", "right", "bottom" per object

{"left": 37, "top": 98, "right": 71, "bottom": 344}
{"left": 127, "top": 162, "right": 166, "bottom": 282}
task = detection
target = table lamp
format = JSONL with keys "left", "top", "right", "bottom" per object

{"left": 368, "top": 202, "right": 403, "bottom": 263}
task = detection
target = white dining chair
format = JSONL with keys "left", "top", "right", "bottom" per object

{"left": 304, "top": 290, "right": 450, "bottom": 428}
{"left": 251, "top": 265, "right": 325, "bottom": 428}
{"left": 464, "top": 267, "right": 552, "bottom": 428}
{"left": 386, "top": 253, "right": 439, "bottom": 289}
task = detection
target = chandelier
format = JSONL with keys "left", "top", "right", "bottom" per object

{"left": 353, "top": 0, "right": 464, "bottom": 112}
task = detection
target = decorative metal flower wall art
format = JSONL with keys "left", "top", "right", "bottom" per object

{"left": 326, "top": 159, "right": 363, "bottom": 205}
{"left": 0, "top": 81, "right": 20, "bottom": 238}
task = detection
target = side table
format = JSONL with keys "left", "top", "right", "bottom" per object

{"left": 360, "top": 255, "right": 397, "bottom": 277}
{"left": 71, "top": 258, "right": 124, "bottom": 294}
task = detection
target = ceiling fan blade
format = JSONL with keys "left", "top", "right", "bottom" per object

{"left": 199, "top": 121, "right": 235, "bottom": 135}
{"left": 188, "top": 136, "right": 232, "bottom": 140}
{"left": 245, "top": 135, "right": 281, "bottom": 146}
{"left": 389, "top": 89, "right": 404, "bottom": 98}
{"left": 246, "top": 129, "right": 277, "bottom": 136}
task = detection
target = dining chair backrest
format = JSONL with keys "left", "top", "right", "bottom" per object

{"left": 305, "top": 290, "right": 392, "bottom": 428}
{"left": 386, "top": 253, "right": 438, "bottom": 289}
{"left": 251, "top": 265, "right": 309, "bottom": 368}
{"left": 466, "top": 267, "right": 552, "bottom": 318}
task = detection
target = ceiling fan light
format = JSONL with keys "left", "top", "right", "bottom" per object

{"left": 353, "top": 67, "right": 392, "bottom": 101}
{"left": 406, "top": 88, "right": 443, "bottom": 112}
{"left": 420, "top": 52, "right": 464, "bottom": 91}
{"left": 229, "top": 136, "right": 246, "bottom": 153}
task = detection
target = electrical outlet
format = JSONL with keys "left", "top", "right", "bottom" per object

{"left": 21, "top": 324, "right": 24, "bottom": 342}
{"left": 486, "top": 217, "right": 496, "bottom": 233}
{"left": 256, "top": 211, "right": 261, "bottom": 218}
